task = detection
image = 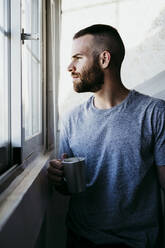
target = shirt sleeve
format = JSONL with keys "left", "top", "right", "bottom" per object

{"left": 58, "top": 119, "right": 74, "bottom": 159}
{"left": 154, "top": 103, "right": 165, "bottom": 166}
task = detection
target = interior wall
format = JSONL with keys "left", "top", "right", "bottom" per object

{"left": 50, "top": 1, "right": 165, "bottom": 248}
{"left": 59, "top": 0, "right": 165, "bottom": 116}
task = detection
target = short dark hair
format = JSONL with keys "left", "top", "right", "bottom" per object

{"left": 73, "top": 24, "right": 125, "bottom": 69}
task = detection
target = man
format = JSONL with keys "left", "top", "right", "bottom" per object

{"left": 47, "top": 24, "right": 165, "bottom": 248}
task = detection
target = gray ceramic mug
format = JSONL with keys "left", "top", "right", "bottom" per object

{"left": 62, "top": 157, "right": 86, "bottom": 194}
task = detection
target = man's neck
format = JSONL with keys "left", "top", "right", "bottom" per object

{"left": 93, "top": 75, "right": 130, "bottom": 110}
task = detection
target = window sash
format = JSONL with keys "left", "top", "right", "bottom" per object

{"left": 21, "top": 0, "right": 44, "bottom": 161}
{"left": 10, "top": 0, "right": 43, "bottom": 166}
{"left": 0, "top": 0, "right": 11, "bottom": 174}
{"left": 0, "top": 0, "right": 46, "bottom": 177}
{"left": 22, "top": 0, "right": 42, "bottom": 141}
{"left": 10, "top": 0, "right": 22, "bottom": 166}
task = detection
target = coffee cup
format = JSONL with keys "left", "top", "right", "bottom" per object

{"left": 62, "top": 157, "right": 86, "bottom": 194}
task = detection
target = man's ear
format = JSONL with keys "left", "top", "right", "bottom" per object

{"left": 99, "top": 50, "right": 111, "bottom": 69}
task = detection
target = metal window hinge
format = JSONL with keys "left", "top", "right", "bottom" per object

{"left": 21, "top": 28, "right": 39, "bottom": 44}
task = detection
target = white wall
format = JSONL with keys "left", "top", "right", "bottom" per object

{"left": 47, "top": 1, "right": 165, "bottom": 248}
{"left": 59, "top": 0, "right": 165, "bottom": 115}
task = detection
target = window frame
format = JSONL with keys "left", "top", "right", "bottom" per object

{"left": 0, "top": 0, "right": 11, "bottom": 174}
{"left": 21, "top": 0, "right": 44, "bottom": 161}
{"left": 10, "top": 0, "right": 22, "bottom": 166}
{"left": 9, "top": 0, "right": 45, "bottom": 166}
{"left": 0, "top": 0, "right": 62, "bottom": 191}
{"left": 0, "top": 0, "right": 47, "bottom": 180}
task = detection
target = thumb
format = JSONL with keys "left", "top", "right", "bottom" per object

{"left": 61, "top": 153, "right": 68, "bottom": 160}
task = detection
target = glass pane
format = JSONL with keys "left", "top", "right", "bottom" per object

{"left": 22, "top": 0, "right": 41, "bottom": 140}
{"left": 0, "top": 0, "right": 10, "bottom": 173}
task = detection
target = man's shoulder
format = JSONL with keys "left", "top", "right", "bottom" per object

{"left": 133, "top": 90, "right": 165, "bottom": 111}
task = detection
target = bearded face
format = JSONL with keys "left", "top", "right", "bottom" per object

{"left": 72, "top": 56, "right": 104, "bottom": 93}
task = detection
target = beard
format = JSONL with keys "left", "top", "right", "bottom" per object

{"left": 72, "top": 59, "right": 104, "bottom": 93}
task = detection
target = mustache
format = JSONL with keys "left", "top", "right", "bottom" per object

{"left": 71, "top": 72, "right": 80, "bottom": 77}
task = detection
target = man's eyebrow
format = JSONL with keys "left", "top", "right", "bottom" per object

{"left": 72, "top": 53, "right": 83, "bottom": 58}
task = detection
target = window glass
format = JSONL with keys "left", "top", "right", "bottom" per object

{"left": 22, "top": 0, "right": 41, "bottom": 140}
{"left": 0, "top": 0, "right": 10, "bottom": 173}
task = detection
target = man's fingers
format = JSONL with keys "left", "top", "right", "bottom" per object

{"left": 47, "top": 173, "right": 64, "bottom": 185}
{"left": 47, "top": 166, "right": 64, "bottom": 176}
{"left": 49, "top": 159, "right": 63, "bottom": 169}
{"left": 62, "top": 153, "right": 68, "bottom": 160}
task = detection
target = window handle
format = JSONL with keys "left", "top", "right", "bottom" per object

{"left": 21, "top": 28, "right": 39, "bottom": 44}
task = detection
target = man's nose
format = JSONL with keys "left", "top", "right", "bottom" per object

{"left": 67, "top": 62, "right": 75, "bottom": 72}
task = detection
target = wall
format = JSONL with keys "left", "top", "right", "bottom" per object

{"left": 53, "top": 1, "right": 165, "bottom": 248}
{"left": 59, "top": 0, "right": 165, "bottom": 117}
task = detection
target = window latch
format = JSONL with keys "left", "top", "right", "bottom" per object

{"left": 21, "top": 28, "right": 39, "bottom": 44}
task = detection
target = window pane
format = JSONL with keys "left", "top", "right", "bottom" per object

{"left": 0, "top": 0, "right": 10, "bottom": 173}
{"left": 22, "top": 0, "right": 41, "bottom": 140}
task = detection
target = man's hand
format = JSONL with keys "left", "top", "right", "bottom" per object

{"left": 47, "top": 153, "right": 68, "bottom": 187}
{"left": 47, "top": 153, "right": 70, "bottom": 195}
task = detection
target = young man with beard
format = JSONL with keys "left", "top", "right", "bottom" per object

{"left": 47, "top": 24, "right": 165, "bottom": 248}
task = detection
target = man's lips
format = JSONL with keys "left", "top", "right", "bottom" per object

{"left": 71, "top": 73, "right": 79, "bottom": 78}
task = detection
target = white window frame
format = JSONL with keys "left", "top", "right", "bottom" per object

{"left": 10, "top": 0, "right": 22, "bottom": 164}
{"left": 21, "top": 0, "right": 45, "bottom": 161}
{"left": 0, "top": 0, "right": 47, "bottom": 186}
{"left": 10, "top": 0, "right": 45, "bottom": 165}
{"left": 0, "top": 0, "right": 62, "bottom": 191}
{"left": 0, "top": 0, "right": 11, "bottom": 174}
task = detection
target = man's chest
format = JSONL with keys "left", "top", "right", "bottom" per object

{"left": 68, "top": 112, "right": 154, "bottom": 158}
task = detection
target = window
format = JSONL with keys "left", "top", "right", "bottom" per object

{"left": 0, "top": 0, "right": 45, "bottom": 178}
{"left": 0, "top": 0, "right": 11, "bottom": 174}
{"left": 22, "top": 0, "right": 41, "bottom": 139}
{"left": 21, "top": 0, "right": 43, "bottom": 160}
